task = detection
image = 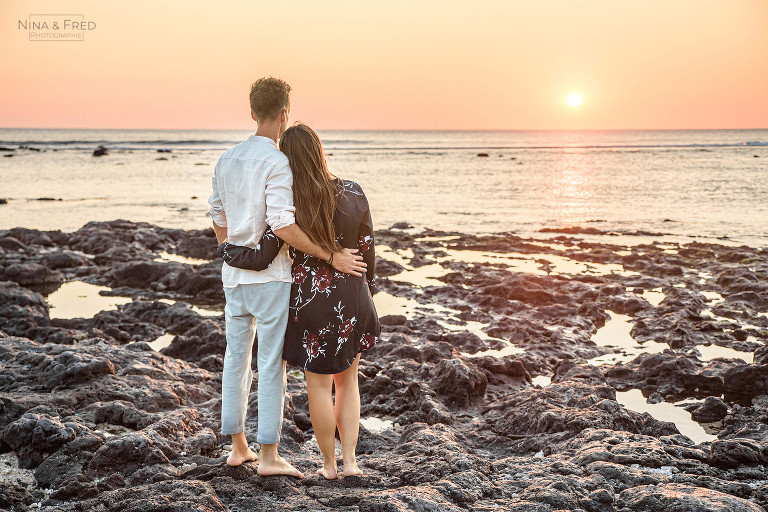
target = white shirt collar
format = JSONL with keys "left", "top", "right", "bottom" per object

{"left": 248, "top": 135, "right": 278, "bottom": 148}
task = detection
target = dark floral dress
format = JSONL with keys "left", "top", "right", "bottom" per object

{"left": 217, "top": 178, "right": 380, "bottom": 374}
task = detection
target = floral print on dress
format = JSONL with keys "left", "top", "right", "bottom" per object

{"left": 358, "top": 234, "right": 372, "bottom": 253}
{"left": 290, "top": 265, "right": 348, "bottom": 322}
{"left": 360, "top": 333, "right": 377, "bottom": 351}
{"left": 312, "top": 267, "right": 334, "bottom": 295}
{"left": 303, "top": 326, "right": 329, "bottom": 367}
{"left": 293, "top": 265, "right": 308, "bottom": 284}
{"left": 333, "top": 301, "right": 357, "bottom": 355}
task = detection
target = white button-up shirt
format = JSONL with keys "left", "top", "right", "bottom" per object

{"left": 208, "top": 135, "right": 296, "bottom": 288}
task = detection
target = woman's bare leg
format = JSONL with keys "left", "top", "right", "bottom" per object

{"left": 305, "top": 370, "right": 338, "bottom": 479}
{"left": 333, "top": 354, "right": 362, "bottom": 477}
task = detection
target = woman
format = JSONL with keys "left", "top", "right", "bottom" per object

{"left": 217, "top": 123, "right": 380, "bottom": 480}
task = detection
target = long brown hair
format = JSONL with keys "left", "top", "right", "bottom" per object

{"left": 279, "top": 123, "right": 342, "bottom": 255}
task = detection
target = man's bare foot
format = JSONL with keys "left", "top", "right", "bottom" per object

{"left": 257, "top": 456, "right": 304, "bottom": 479}
{"left": 226, "top": 447, "right": 258, "bottom": 467}
{"left": 316, "top": 465, "right": 338, "bottom": 480}
{"left": 342, "top": 461, "right": 363, "bottom": 477}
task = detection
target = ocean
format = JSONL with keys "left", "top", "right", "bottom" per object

{"left": 1, "top": 128, "right": 766, "bottom": 247}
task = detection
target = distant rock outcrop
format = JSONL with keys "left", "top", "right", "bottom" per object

{"left": 92, "top": 145, "right": 108, "bottom": 157}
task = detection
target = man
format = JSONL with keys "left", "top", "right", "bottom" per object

{"left": 208, "top": 77, "right": 366, "bottom": 478}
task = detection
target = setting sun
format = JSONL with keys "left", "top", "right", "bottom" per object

{"left": 567, "top": 93, "right": 582, "bottom": 107}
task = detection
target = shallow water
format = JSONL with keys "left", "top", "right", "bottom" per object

{"left": 157, "top": 298, "right": 222, "bottom": 317}
{"left": 380, "top": 239, "right": 641, "bottom": 305}
{"left": 147, "top": 333, "right": 175, "bottom": 351}
{"left": 695, "top": 344, "right": 754, "bottom": 364}
{"left": 45, "top": 281, "right": 224, "bottom": 322}
{"left": 639, "top": 287, "right": 666, "bottom": 307}
{"left": 588, "top": 311, "right": 668, "bottom": 365}
{"left": 377, "top": 246, "right": 415, "bottom": 267}
{"left": 360, "top": 416, "right": 395, "bottom": 433}
{"left": 373, "top": 289, "right": 519, "bottom": 357}
{"left": 372, "top": 289, "right": 484, "bottom": 330}
{"left": 461, "top": 343, "right": 526, "bottom": 359}
{"left": 373, "top": 290, "right": 449, "bottom": 319}
{"left": 531, "top": 375, "right": 552, "bottom": 387}
{"left": 587, "top": 310, "right": 755, "bottom": 365}
{"left": 375, "top": 265, "right": 758, "bottom": 367}
{"left": 192, "top": 305, "right": 223, "bottom": 317}
{"left": 46, "top": 281, "right": 133, "bottom": 319}
{"left": 700, "top": 290, "right": 725, "bottom": 303}
{"left": 379, "top": 246, "right": 452, "bottom": 288}
{"left": 155, "top": 251, "right": 210, "bottom": 265}
{"left": 615, "top": 389, "right": 717, "bottom": 444}
{"left": 438, "top": 249, "right": 638, "bottom": 277}
{"left": 414, "top": 235, "right": 462, "bottom": 243}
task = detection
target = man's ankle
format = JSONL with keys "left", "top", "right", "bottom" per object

{"left": 231, "top": 432, "right": 249, "bottom": 449}
{"left": 260, "top": 443, "right": 278, "bottom": 461}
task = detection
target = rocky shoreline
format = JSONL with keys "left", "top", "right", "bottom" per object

{"left": 1, "top": 220, "right": 767, "bottom": 511}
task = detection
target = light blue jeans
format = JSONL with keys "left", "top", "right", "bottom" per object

{"left": 221, "top": 281, "right": 290, "bottom": 444}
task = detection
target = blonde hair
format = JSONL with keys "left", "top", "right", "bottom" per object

{"left": 249, "top": 77, "right": 291, "bottom": 121}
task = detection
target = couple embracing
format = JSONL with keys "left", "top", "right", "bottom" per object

{"left": 207, "top": 77, "right": 380, "bottom": 480}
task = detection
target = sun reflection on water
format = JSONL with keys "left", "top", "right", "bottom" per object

{"left": 549, "top": 150, "right": 597, "bottom": 225}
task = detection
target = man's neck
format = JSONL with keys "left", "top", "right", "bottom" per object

{"left": 254, "top": 121, "right": 281, "bottom": 143}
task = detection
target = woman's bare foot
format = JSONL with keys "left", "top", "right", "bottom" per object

{"left": 257, "top": 455, "right": 304, "bottom": 479}
{"left": 226, "top": 447, "right": 258, "bottom": 467}
{"left": 342, "top": 461, "right": 362, "bottom": 477}
{"left": 316, "top": 464, "right": 338, "bottom": 480}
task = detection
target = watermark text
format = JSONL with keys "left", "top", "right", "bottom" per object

{"left": 18, "top": 14, "right": 96, "bottom": 41}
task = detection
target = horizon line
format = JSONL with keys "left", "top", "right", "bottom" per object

{"left": 1, "top": 126, "right": 768, "bottom": 132}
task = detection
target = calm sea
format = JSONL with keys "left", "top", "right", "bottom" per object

{"left": 1, "top": 128, "right": 766, "bottom": 247}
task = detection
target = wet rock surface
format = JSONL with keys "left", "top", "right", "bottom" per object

{"left": 0, "top": 220, "right": 767, "bottom": 511}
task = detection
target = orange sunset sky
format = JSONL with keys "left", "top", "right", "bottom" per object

{"left": 2, "top": 0, "right": 767, "bottom": 131}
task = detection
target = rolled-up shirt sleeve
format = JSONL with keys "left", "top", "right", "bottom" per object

{"left": 208, "top": 161, "right": 227, "bottom": 227}
{"left": 265, "top": 161, "right": 296, "bottom": 231}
